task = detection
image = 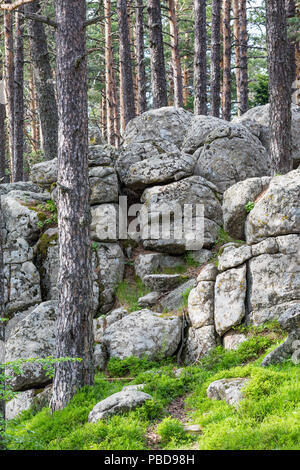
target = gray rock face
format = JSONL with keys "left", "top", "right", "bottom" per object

{"left": 207, "top": 378, "right": 249, "bottom": 407}
{"left": 90, "top": 204, "right": 119, "bottom": 242}
{"left": 0, "top": 181, "right": 45, "bottom": 196}
{"left": 188, "top": 281, "right": 215, "bottom": 328}
{"left": 88, "top": 389, "right": 152, "bottom": 423}
{"left": 31, "top": 158, "right": 58, "bottom": 187}
{"left": 261, "top": 304, "right": 300, "bottom": 367}
{"left": 223, "top": 176, "right": 271, "bottom": 240}
{"left": 140, "top": 176, "right": 222, "bottom": 253}
{"left": 248, "top": 248, "right": 300, "bottom": 325}
{"left": 5, "top": 390, "right": 36, "bottom": 420}
{"left": 218, "top": 244, "right": 252, "bottom": 272}
{"left": 89, "top": 166, "right": 119, "bottom": 205}
{"left": 223, "top": 330, "right": 247, "bottom": 350}
{"left": 143, "top": 274, "right": 185, "bottom": 292}
{"left": 160, "top": 279, "right": 196, "bottom": 312}
{"left": 88, "top": 144, "right": 118, "bottom": 167}
{"left": 103, "top": 309, "right": 182, "bottom": 360}
{"left": 197, "top": 263, "right": 218, "bottom": 282}
{"left": 134, "top": 252, "right": 185, "bottom": 280}
{"left": 245, "top": 171, "right": 300, "bottom": 244}
{"left": 138, "top": 292, "right": 160, "bottom": 308}
{"left": 233, "top": 103, "right": 300, "bottom": 166}
{"left": 122, "top": 106, "right": 192, "bottom": 149}
{"left": 214, "top": 264, "right": 247, "bottom": 336}
{"left": 185, "top": 325, "right": 217, "bottom": 363}
{"left": 192, "top": 120, "right": 270, "bottom": 193}
{"left": 5, "top": 301, "right": 57, "bottom": 391}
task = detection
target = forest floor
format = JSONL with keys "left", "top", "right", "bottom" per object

{"left": 5, "top": 323, "right": 300, "bottom": 451}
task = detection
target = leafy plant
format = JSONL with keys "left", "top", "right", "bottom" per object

{"left": 245, "top": 201, "right": 255, "bottom": 213}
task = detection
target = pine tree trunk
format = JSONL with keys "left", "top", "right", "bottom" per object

{"left": 286, "top": 0, "right": 296, "bottom": 90}
{"left": 135, "top": 0, "right": 147, "bottom": 114}
{"left": 168, "top": 0, "right": 183, "bottom": 108}
{"left": 194, "top": 0, "right": 207, "bottom": 114}
{"left": 4, "top": 8, "right": 14, "bottom": 176}
{"left": 239, "top": 0, "right": 248, "bottom": 114}
{"left": 296, "top": 40, "right": 300, "bottom": 105}
{"left": 29, "top": 69, "right": 40, "bottom": 152}
{"left": 12, "top": 10, "right": 24, "bottom": 182}
{"left": 117, "top": 0, "right": 136, "bottom": 126}
{"left": 210, "top": 0, "right": 221, "bottom": 117}
{"left": 266, "top": 0, "right": 292, "bottom": 173}
{"left": 25, "top": 0, "right": 58, "bottom": 161}
{"left": 104, "top": 0, "right": 115, "bottom": 145}
{"left": 222, "top": 0, "right": 231, "bottom": 121}
{"left": 147, "top": 0, "right": 168, "bottom": 108}
{"left": 51, "top": 0, "right": 94, "bottom": 412}
{"left": 183, "top": 33, "right": 190, "bottom": 107}
{"left": 233, "top": 0, "right": 241, "bottom": 115}
{"left": 0, "top": 194, "right": 5, "bottom": 446}
{"left": 0, "top": 54, "right": 6, "bottom": 183}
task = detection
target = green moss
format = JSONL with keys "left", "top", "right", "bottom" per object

{"left": 36, "top": 232, "right": 58, "bottom": 258}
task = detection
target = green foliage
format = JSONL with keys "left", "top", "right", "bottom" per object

{"left": 184, "top": 253, "right": 201, "bottom": 268}
{"left": 156, "top": 417, "right": 192, "bottom": 446}
{"left": 249, "top": 73, "right": 269, "bottom": 107}
{"left": 115, "top": 277, "right": 151, "bottom": 312}
{"left": 245, "top": 201, "right": 255, "bottom": 213}
{"left": 6, "top": 329, "right": 299, "bottom": 451}
{"left": 181, "top": 287, "right": 193, "bottom": 308}
{"left": 28, "top": 199, "right": 58, "bottom": 230}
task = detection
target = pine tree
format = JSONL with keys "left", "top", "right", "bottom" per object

{"left": 266, "top": 0, "right": 292, "bottom": 173}
{"left": 51, "top": 0, "right": 94, "bottom": 412}
{"left": 168, "top": 0, "right": 183, "bottom": 108}
{"left": 239, "top": 0, "right": 248, "bottom": 114}
{"left": 135, "top": 0, "right": 147, "bottom": 114}
{"left": 194, "top": 0, "right": 207, "bottom": 114}
{"left": 222, "top": 0, "right": 232, "bottom": 121}
{"left": 210, "top": 0, "right": 221, "bottom": 117}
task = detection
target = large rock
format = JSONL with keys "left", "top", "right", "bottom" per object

{"left": 245, "top": 171, "right": 300, "bottom": 244}
{"left": 190, "top": 119, "right": 270, "bottom": 193}
{"left": 89, "top": 166, "right": 119, "bottom": 205}
{"left": 207, "top": 378, "right": 249, "bottom": 407}
{"left": 103, "top": 309, "right": 182, "bottom": 360}
{"left": 185, "top": 325, "right": 217, "bottom": 363}
{"left": 134, "top": 252, "right": 185, "bottom": 279}
{"left": 233, "top": 103, "right": 300, "bottom": 166}
{"left": 4, "top": 261, "right": 41, "bottom": 315}
{"left": 5, "top": 301, "right": 57, "bottom": 391}
{"left": 88, "top": 389, "right": 152, "bottom": 423}
{"left": 188, "top": 281, "right": 215, "bottom": 328}
{"left": 261, "top": 304, "right": 300, "bottom": 366}
{"left": 214, "top": 264, "right": 247, "bottom": 336}
{"left": 90, "top": 204, "right": 119, "bottom": 242}
{"left": 218, "top": 243, "right": 252, "bottom": 272}
{"left": 5, "top": 390, "right": 36, "bottom": 420}
{"left": 223, "top": 176, "right": 271, "bottom": 240}
{"left": 0, "top": 181, "right": 45, "bottom": 196}
{"left": 122, "top": 106, "right": 192, "bottom": 149}
{"left": 160, "top": 279, "right": 196, "bottom": 312}
{"left": 140, "top": 176, "right": 222, "bottom": 253}
{"left": 143, "top": 274, "right": 185, "bottom": 292}
{"left": 31, "top": 159, "right": 58, "bottom": 187}
{"left": 248, "top": 246, "right": 300, "bottom": 325}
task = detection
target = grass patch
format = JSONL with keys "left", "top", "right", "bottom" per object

{"left": 5, "top": 330, "right": 300, "bottom": 451}
{"left": 115, "top": 277, "right": 151, "bottom": 312}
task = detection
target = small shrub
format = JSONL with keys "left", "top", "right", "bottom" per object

{"left": 157, "top": 418, "right": 191, "bottom": 445}
{"left": 245, "top": 201, "right": 255, "bottom": 213}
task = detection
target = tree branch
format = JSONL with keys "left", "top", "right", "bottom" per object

{"left": 0, "top": 0, "right": 34, "bottom": 11}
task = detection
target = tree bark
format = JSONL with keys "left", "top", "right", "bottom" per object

{"left": 4, "top": 7, "right": 14, "bottom": 175}
{"left": 135, "top": 0, "right": 147, "bottom": 114}
{"left": 117, "top": 0, "right": 136, "bottom": 126}
{"left": 51, "top": 0, "right": 94, "bottom": 412}
{"left": 285, "top": 0, "right": 296, "bottom": 90}
{"left": 222, "top": 0, "right": 231, "bottom": 121}
{"left": 147, "top": 0, "right": 168, "bottom": 108}
{"left": 0, "top": 194, "right": 5, "bottom": 446}
{"left": 104, "top": 0, "right": 115, "bottom": 145}
{"left": 194, "top": 0, "right": 207, "bottom": 114}
{"left": 168, "top": 0, "right": 183, "bottom": 108}
{"left": 12, "top": 9, "right": 24, "bottom": 182}
{"left": 0, "top": 54, "right": 6, "bottom": 183}
{"left": 266, "top": 0, "right": 292, "bottom": 173}
{"left": 29, "top": 68, "right": 40, "bottom": 152}
{"left": 233, "top": 0, "right": 241, "bottom": 115}
{"left": 210, "top": 0, "right": 221, "bottom": 117}
{"left": 25, "top": 0, "right": 58, "bottom": 161}
{"left": 239, "top": 0, "right": 248, "bottom": 114}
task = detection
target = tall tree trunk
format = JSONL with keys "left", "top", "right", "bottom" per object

{"left": 194, "top": 0, "right": 207, "bottom": 114}
{"left": 266, "top": 0, "right": 292, "bottom": 173}
{"left": 29, "top": 69, "right": 40, "bottom": 152}
{"left": 183, "top": 33, "right": 190, "bottom": 107}
{"left": 135, "top": 0, "right": 147, "bottom": 114}
{"left": 25, "top": 0, "right": 58, "bottom": 161}
{"left": 0, "top": 194, "right": 5, "bottom": 447}
{"left": 239, "top": 0, "right": 248, "bottom": 114}
{"left": 222, "top": 0, "right": 231, "bottom": 121}
{"left": 286, "top": 0, "right": 296, "bottom": 90}
{"left": 168, "top": 0, "right": 183, "bottom": 108}
{"left": 4, "top": 7, "right": 14, "bottom": 176}
{"left": 0, "top": 55, "right": 6, "bottom": 183}
{"left": 296, "top": 40, "right": 300, "bottom": 105}
{"left": 51, "top": 0, "right": 94, "bottom": 412}
{"left": 233, "top": 0, "right": 241, "bottom": 115}
{"left": 147, "top": 0, "right": 168, "bottom": 108}
{"left": 112, "top": 65, "right": 120, "bottom": 147}
{"left": 104, "top": 0, "right": 115, "bottom": 145}
{"left": 12, "top": 10, "right": 24, "bottom": 182}
{"left": 117, "top": 0, "right": 136, "bottom": 126}
{"left": 210, "top": 0, "right": 221, "bottom": 117}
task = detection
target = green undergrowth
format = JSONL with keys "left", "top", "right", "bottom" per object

{"left": 115, "top": 277, "right": 151, "bottom": 312}
{"left": 5, "top": 330, "right": 300, "bottom": 451}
